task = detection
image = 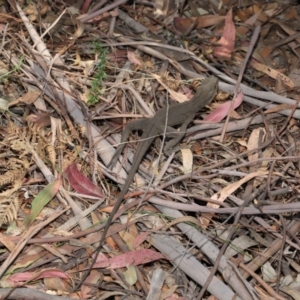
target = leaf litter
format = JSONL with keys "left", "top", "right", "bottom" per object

{"left": 0, "top": 0, "right": 299, "bottom": 299}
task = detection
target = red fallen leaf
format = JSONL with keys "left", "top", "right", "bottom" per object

{"left": 93, "top": 252, "right": 109, "bottom": 268}
{"left": 7, "top": 269, "right": 69, "bottom": 286}
{"left": 214, "top": 9, "right": 236, "bottom": 59}
{"left": 204, "top": 91, "right": 244, "bottom": 122}
{"left": 65, "top": 163, "right": 104, "bottom": 198}
{"left": 93, "top": 249, "right": 167, "bottom": 269}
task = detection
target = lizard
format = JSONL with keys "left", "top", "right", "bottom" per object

{"left": 74, "top": 76, "right": 218, "bottom": 290}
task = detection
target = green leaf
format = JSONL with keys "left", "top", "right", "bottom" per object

{"left": 123, "top": 265, "right": 137, "bottom": 286}
{"left": 23, "top": 178, "right": 61, "bottom": 227}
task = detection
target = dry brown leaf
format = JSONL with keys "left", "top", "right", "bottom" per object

{"left": 247, "top": 128, "right": 266, "bottom": 162}
{"left": 251, "top": 60, "right": 294, "bottom": 88}
{"left": 179, "top": 148, "right": 193, "bottom": 174}
{"left": 200, "top": 171, "right": 268, "bottom": 227}
{"left": 264, "top": 104, "right": 295, "bottom": 114}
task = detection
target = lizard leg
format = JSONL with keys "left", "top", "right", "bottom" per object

{"left": 162, "top": 118, "right": 192, "bottom": 154}
{"left": 108, "top": 118, "right": 151, "bottom": 168}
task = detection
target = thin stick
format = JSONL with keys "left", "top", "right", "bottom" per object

{"left": 219, "top": 25, "right": 261, "bottom": 142}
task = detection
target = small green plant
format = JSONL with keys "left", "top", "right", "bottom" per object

{"left": 87, "top": 41, "right": 108, "bottom": 105}
{"left": 0, "top": 56, "right": 24, "bottom": 81}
